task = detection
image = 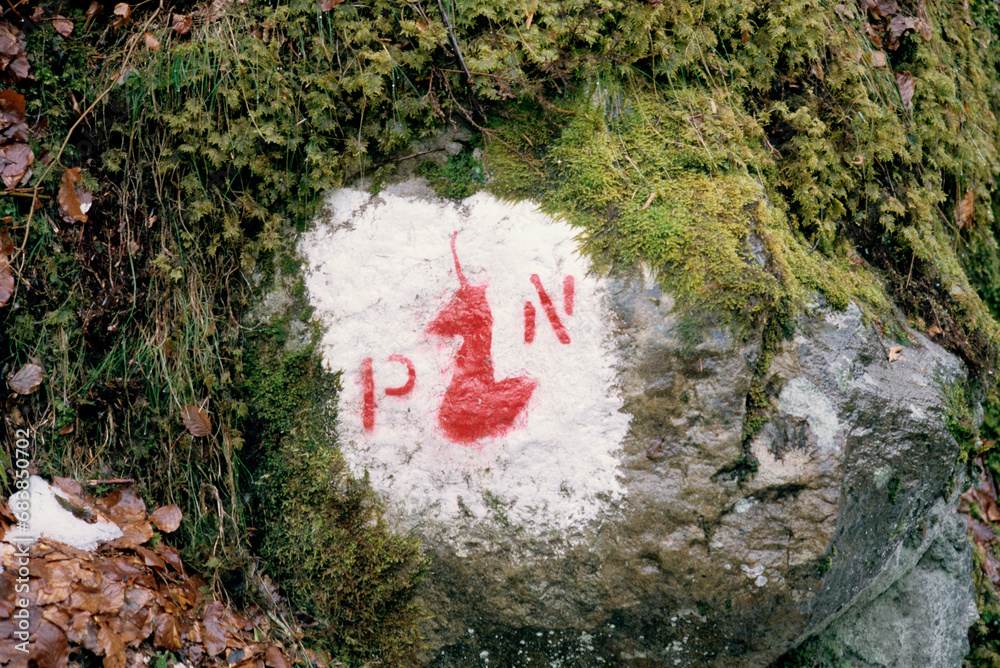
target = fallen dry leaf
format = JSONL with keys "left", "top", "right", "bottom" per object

{"left": 111, "top": 3, "right": 131, "bottom": 29}
{"left": 0, "top": 21, "right": 30, "bottom": 82}
{"left": 86, "top": 2, "right": 103, "bottom": 19}
{"left": 265, "top": 645, "right": 290, "bottom": 668}
{"left": 110, "top": 520, "right": 154, "bottom": 551}
{"left": 895, "top": 71, "right": 915, "bottom": 108}
{"left": 985, "top": 495, "right": 1000, "bottom": 523}
{"left": 154, "top": 544, "right": 184, "bottom": 573}
{"left": 181, "top": 404, "right": 212, "bottom": 437}
{"left": 5, "top": 52, "right": 29, "bottom": 80}
{"left": 834, "top": 3, "right": 855, "bottom": 19}
{"left": 887, "top": 345, "right": 903, "bottom": 362}
{"left": 0, "top": 141, "right": 34, "bottom": 189}
{"left": 32, "top": 620, "right": 70, "bottom": 668}
{"left": 9, "top": 361, "right": 44, "bottom": 394}
{"left": 155, "top": 613, "right": 183, "bottom": 652}
{"left": 886, "top": 14, "right": 932, "bottom": 48}
{"left": 318, "top": 0, "right": 345, "bottom": 11}
{"left": 99, "top": 622, "right": 128, "bottom": 668}
{"left": 58, "top": 167, "right": 88, "bottom": 223}
{"left": 0, "top": 88, "right": 26, "bottom": 123}
{"left": 0, "top": 255, "right": 14, "bottom": 307}
{"left": 875, "top": 0, "right": 900, "bottom": 17}
{"left": 51, "top": 16, "right": 74, "bottom": 38}
{"left": 143, "top": 32, "right": 160, "bottom": 51}
{"left": 171, "top": 13, "right": 192, "bottom": 35}
{"left": 811, "top": 61, "right": 824, "bottom": 81}
{"left": 100, "top": 488, "right": 147, "bottom": 524}
{"left": 69, "top": 579, "right": 126, "bottom": 616}
{"left": 864, "top": 22, "right": 883, "bottom": 48}
{"left": 134, "top": 545, "right": 166, "bottom": 571}
{"left": 0, "top": 119, "right": 27, "bottom": 144}
{"left": 201, "top": 601, "right": 231, "bottom": 657}
{"left": 164, "top": 582, "right": 199, "bottom": 609}
{"left": 917, "top": 17, "right": 932, "bottom": 40}
{"left": 868, "top": 50, "right": 887, "bottom": 68}
{"left": 956, "top": 189, "right": 975, "bottom": 228}
{"left": 0, "top": 228, "right": 13, "bottom": 255}
{"left": 149, "top": 504, "right": 182, "bottom": 533}
{"left": 964, "top": 515, "right": 997, "bottom": 542}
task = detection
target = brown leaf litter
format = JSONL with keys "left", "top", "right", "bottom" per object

{"left": 0, "top": 481, "right": 293, "bottom": 667}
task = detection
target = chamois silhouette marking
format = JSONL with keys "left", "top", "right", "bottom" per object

{"left": 426, "top": 232, "right": 537, "bottom": 444}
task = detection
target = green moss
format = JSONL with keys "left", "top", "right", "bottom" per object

{"left": 246, "top": 331, "right": 427, "bottom": 665}
{"left": 887, "top": 474, "right": 902, "bottom": 503}
{"left": 418, "top": 148, "right": 487, "bottom": 200}
{"left": 488, "top": 85, "right": 891, "bottom": 325}
{"left": 817, "top": 554, "right": 833, "bottom": 576}
{"left": 969, "top": 543, "right": 1000, "bottom": 668}
{"left": 771, "top": 637, "right": 853, "bottom": 668}
{"left": 943, "top": 381, "right": 982, "bottom": 463}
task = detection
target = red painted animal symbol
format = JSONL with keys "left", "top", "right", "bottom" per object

{"left": 426, "top": 232, "right": 538, "bottom": 445}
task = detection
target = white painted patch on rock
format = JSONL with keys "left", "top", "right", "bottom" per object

{"left": 302, "top": 182, "right": 630, "bottom": 533}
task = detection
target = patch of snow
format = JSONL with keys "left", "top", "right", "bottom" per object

{"left": 5, "top": 476, "right": 122, "bottom": 551}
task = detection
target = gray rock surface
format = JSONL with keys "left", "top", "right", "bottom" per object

{"left": 814, "top": 498, "right": 977, "bottom": 668}
{"left": 411, "top": 276, "right": 975, "bottom": 667}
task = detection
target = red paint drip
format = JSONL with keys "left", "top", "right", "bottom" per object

{"left": 563, "top": 275, "right": 575, "bottom": 316}
{"left": 361, "top": 357, "right": 376, "bottom": 432}
{"left": 524, "top": 301, "right": 536, "bottom": 343}
{"left": 385, "top": 355, "right": 416, "bottom": 396}
{"left": 427, "top": 233, "right": 537, "bottom": 445}
{"left": 530, "top": 274, "right": 571, "bottom": 344}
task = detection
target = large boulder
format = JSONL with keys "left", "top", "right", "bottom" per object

{"left": 813, "top": 497, "right": 977, "bottom": 668}
{"left": 301, "top": 181, "right": 974, "bottom": 667}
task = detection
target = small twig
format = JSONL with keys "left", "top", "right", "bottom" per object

{"left": 905, "top": 252, "right": 915, "bottom": 289}
{"left": 806, "top": 236, "right": 821, "bottom": 254}
{"left": 0, "top": 191, "right": 50, "bottom": 199}
{"left": 344, "top": 147, "right": 446, "bottom": 183}
{"left": 431, "top": 68, "right": 544, "bottom": 178}
{"left": 85, "top": 478, "right": 135, "bottom": 486}
{"left": 436, "top": 0, "right": 473, "bottom": 84}
{"left": 385, "top": 147, "right": 447, "bottom": 165}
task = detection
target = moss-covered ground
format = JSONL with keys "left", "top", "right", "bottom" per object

{"left": 5, "top": 0, "right": 1000, "bottom": 663}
